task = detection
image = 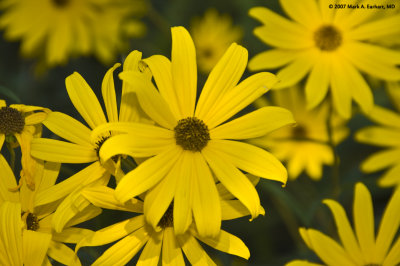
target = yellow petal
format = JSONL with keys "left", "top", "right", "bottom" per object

{"left": 383, "top": 235, "right": 400, "bottom": 266}
{"left": 162, "top": 227, "right": 185, "bottom": 265}
{"left": 24, "top": 112, "right": 47, "bottom": 126}
{"left": 323, "top": 199, "right": 364, "bottom": 265}
{"left": 350, "top": 14, "right": 400, "bottom": 41}
{"left": 47, "top": 241, "right": 81, "bottom": 266}
{"left": 0, "top": 202, "right": 23, "bottom": 265}
{"left": 115, "top": 146, "right": 182, "bottom": 202}
{"left": 360, "top": 149, "right": 400, "bottom": 173}
{"left": 65, "top": 72, "right": 107, "bottom": 129}
{"left": 363, "top": 105, "right": 400, "bottom": 129}
{"left": 286, "top": 260, "right": 323, "bottom": 266}
{"left": 217, "top": 174, "right": 260, "bottom": 200}
{"left": 356, "top": 126, "right": 400, "bottom": 147}
{"left": 22, "top": 230, "right": 51, "bottom": 266}
{"left": 178, "top": 233, "right": 215, "bottom": 265}
{"left": 0, "top": 155, "right": 19, "bottom": 202}
{"left": 330, "top": 57, "right": 352, "bottom": 119}
{"left": 248, "top": 49, "right": 298, "bottom": 71}
{"left": 137, "top": 230, "right": 163, "bottom": 266}
{"left": 195, "top": 43, "right": 247, "bottom": 120}
{"left": 43, "top": 111, "right": 92, "bottom": 146}
{"left": 36, "top": 161, "right": 61, "bottom": 192}
{"left": 31, "top": 138, "right": 97, "bottom": 163}
{"left": 171, "top": 26, "right": 197, "bottom": 118}
{"left": 221, "top": 200, "right": 255, "bottom": 221}
{"left": 353, "top": 182, "right": 375, "bottom": 263}
{"left": 379, "top": 165, "right": 400, "bottom": 187}
{"left": 204, "top": 72, "right": 279, "bottom": 129}
{"left": 210, "top": 106, "right": 295, "bottom": 140}
{"left": 192, "top": 152, "right": 221, "bottom": 238}
{"left": 102, "top": 63, "right": 121, "bottom": 123}
{"left": 52, "top": 227, "right": 92, "bottom": 244}
{"left": 280, "top": 0, "right": 321, "bottom": 28}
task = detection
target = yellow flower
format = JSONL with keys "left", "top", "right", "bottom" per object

{"left": 0, "top": 0, "right": 147, "bottom": 67}
{"left": 30, "top": 51, "right": 148, "bottom": 232}
{"left": 0, "top": 155, "right": 96, "bottom": 265}
{"left": 190, "top": 8, "right": 243, "bottom": 73}
{"left": 287, "top": 182, "right": 400, "bottom": 266}
{"left": 355, "top": 105, "right": 400, "bottom": 187}
{"left": 248, "top": 0, "right": 400, "bottom": 118}
{"left": 250, "top": 86, "right": 348, "bottom": 180}
{"left": 386, "top": 81, "right": 400, "bottom": 111}
{"left": 77, "top": 185, "right": 253, "bottom": 265}
{"left": 0, "top": 100, "right": 49, "bottom": 190}
{"left": 98, "top": 26, "right": 294, "bottom": 238}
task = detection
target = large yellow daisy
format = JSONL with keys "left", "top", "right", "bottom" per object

{"left": 30, "top": 51, "right": 148, "bottom": 231}
{"left": 287, "top": 182, "right": 400, "bottom": 265}
{"left": 76, "top": 185, "right": 253, "bottom": 265}
{"left": 355, "top": 105, "right": 400, "bottom": 187}
{"left": 98, "top": 26, "right": 294, "bottom": 238}
{"left": 0, "top": 0, "right": 146, "bottom": 67}
{"left": 0, "top": 155, "right": 97, "bottom": 266}
{"left": 250, "top": 86, "right": 348, "bottom": 180}
{"left": 249, "top": 0, "right": 400, "bottom": 118}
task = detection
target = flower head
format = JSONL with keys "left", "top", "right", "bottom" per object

{"left": 249, "top": 0, "right": 400, "bottom": 118}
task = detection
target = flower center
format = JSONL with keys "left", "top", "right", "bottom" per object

{"left": 313, "top": 25, "right": 342, "bottom": 51}
{"left": 26, "top": 213, "right": 39, "bottom": 231}
{"left": 291, "top": 125, "right": 307, "bottom": 138}
{"left": 52, "top": 0, "right": 69, "bottom": 7}
{"left": 174, "top": 117, "right": 210, "bottom": 152}
{"left": 364, "top": 264, "right": 381, "bottom": 266}
{"left": 158, "top": 204, "right": 173, "bottom": 228}
{"left": 0, "top": 106, "right": 25, "bottom": 135}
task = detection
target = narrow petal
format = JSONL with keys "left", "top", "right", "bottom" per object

{"left": 31, "top": 138, "right": 97, "bottom": 163}
{"left": 360, "top": 149, "right": 400, "bottom": 173}
{"left": 192, "top": 152, "right": 221, "bottom": 238}
{"left": 0, "top": 155, "right": 19, "bottom": 202}
{"left": 0, "top": 202, "right": 23, "bottom": 265}
{"left": 193, "top": 228, "right": 250, "bottom": 260}
{"left": 52, "top": 228, "right": 93, "bottom": 244}
{"left": 43, "top": 112, "right": 92, "bottom": 146}
{"left": 204, "top": 72, "right": 279, "bottom": 129}
{"left": 178, "top": 233, "right": 215, "bottom": 265}
{"left": 137, "top": 231, "right": 163, "bottom": 266}
{"left": 65, "top": 72, "right": 107, "bottom": 129}
{"left": 248, "top": 49, "right": 298, "bottom": 71}
{"left": 162, "top": 227, "right": 185, "bottom": 265}
{"left": 24, "top": 112, "right": 47, "bottom": 126}
{"left": 119, "top": 71, "right": 177, "bottom": 129}
{"left": 217, "top": 174, "right": 260, "bottom": 200}
{"left": 195, "top": 43, "right": 247, "bottom": 120}
{"left": 323, "top": 199, "right": 364, "bottom": 265}
{"left": 202, "top": 147, "right": 263, "bottom": 219}
{"left": 208, "top": 140, "right": 287, "bottom": 185}
{"left": 280, "top": 0, "right": 321, "bottom": 28}
{"left": 286, "top": 260, "right": 322, "bottom": 266}
{"left": 350, "top": 14, "right": 400, "bottom": 42}
{"left": 356, "top": 127, "right": 400, "bottom": 147}
{"left": 353, "top": 183, "right": 375, "bottom": 263}
{"left": 102, "top": 63, "right": 121, "bottom": 123}
{"left": 22, "top": 230, "right": 51, "bottom": 266}
{"left": 330, "top": 57, "right": 352, "bottom": 119}
{"left": 221, "top": 200, "right": 253, "bottom": 221}
{"left": 375, "top": 188, "right": 400, "bottom": 261}
{"left": 36, "top": 161, "right": 61, "bottom": 192}
{"left": 363, "top": 105, "right": 400, "bottom": 129}
{"left": 171, "top": 26, "right": 197, "bottom": 117}
{"left": 383, "top": 235, "right": 400, "bottom": 266}
{"left": 64, "top": 204, "right": 102, "bottom": 228}
{"left": 379, "top": 165, "right": 400, "bottom": 187}
{"left": 115, "top": 146, "right": 182, "bottom": 202}
{"left": 47, "top": 241, "right": 81, "bottom": 266}
{"left": 306, "top": 229, "right": 356, "bottom": 265}
{"left": 210, "top": 106, "right": 295, "bottom": 140}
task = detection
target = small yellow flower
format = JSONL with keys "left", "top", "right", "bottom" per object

{"left": 0, "top": 155, "right": 96, "bottom": 265}
{"left": 249, "top": 0, "right": 400, "bottom": 118}
{"left": 287, "top": 182, "right": 400, "bottom": 265}
{"left": 356, "top": 105, "right": 400, "bottom": 187}
{"left": 191, "top": 8, "right": 243, "bottom": 73}
{"left": 98, "top": 26, "right": 294, "bottom": 238}
{"left": 250, "top": 86, "right": 348, "bottom": 180}
{"left": 0, "top": 100, "right": 49, "bottom": 190}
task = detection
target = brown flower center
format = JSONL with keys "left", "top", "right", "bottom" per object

{"left": 52, "top": 0, "right": 69, "bottom": 7}
{"left": 314, "top": 25, "right": 342, "bottom": 51}
{"left": 174, "top": 117, "right": 210, "bottom": 152}
{"left": 158, "top": 204, "right": 174, "bottom": 228}
{"left": 0, "top": 106, "right": 25, "bottom": 135}
{"left": 26, "top": 213, "right": 39, "bottom": 231}
{"left": 291, "top": 125, "right": 307, "bottom": 138}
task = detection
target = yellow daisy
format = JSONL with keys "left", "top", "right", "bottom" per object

{"left": 30, "top": 51, "right": 148, "bottom": 231}
{"left": 190, "top": 8, "right": 243, "bottom": 73}
{"left": 0, "top": 0, "right": 146, "bottom": 67}
{"left": 249, "top": 0, "right": 400, "bottom": 118}
{"left": 98, "top": 26, "right": 294, "bottom": 238}
{"left": 250, "top": 86, "right": 348, "bottom": 180}
{"left": 0, "top": 99, "right": 49, "bottom": 190}
{"left": 355, "top": 105, "right": 400, "bottom": 187}
{"left": 0, "top": 155, "right": 97, "bottom": 266}
{"left": 76, "top": 185, "right": 253, "bottom": 265}
{"left": 287, "top": 182, "right": 400, "bottom": 265}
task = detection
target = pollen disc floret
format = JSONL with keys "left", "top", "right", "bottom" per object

{"left": 0, "top": 106, "right": 25, "bottom": 135}
{"left": 174, "top": 117, "right": 210, "bottom": 152}
{"left": 26, "top": 213, "right": 39, "bottom": 231}
{"left": 313, "top": 25, "right": 342, "bottom": 51}
{"left": 158, "top": 204, "right": 174, "bottom": 228}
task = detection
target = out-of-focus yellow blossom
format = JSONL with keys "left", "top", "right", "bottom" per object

{"left": 249, "top": 0, "right": 400, "bottom": 118}
{"left": 287, "top": 182, "right": 400, "bottom": 266}
{"left": 0, "top": 155, "right": 97, "bottom": 266}
{"left": 356, "top": 104, "right": 400, "bottom": 187}
{"left": 76, "top": 184, "right": 254, "bottom": 265}
{"left": 190, "top": 8, "right": 243, "bottom": 73}
{"left": 30, "top": 51, "right": 149, "bottom": 232}
{"left": 0, "top": 0, "right": 147, "bottom": 68}
{"left": 98, "top": 26, "right": 294, "bottom": 238}
{"left": 0, "top": 100, "right": 49, "bottom": 190}
{"left": 250, "top": 86, "right": 348, "bottom": 180}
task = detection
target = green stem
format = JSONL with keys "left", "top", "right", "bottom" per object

{"left": 326, "top": 104, "right": 340, "bottom": 199}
